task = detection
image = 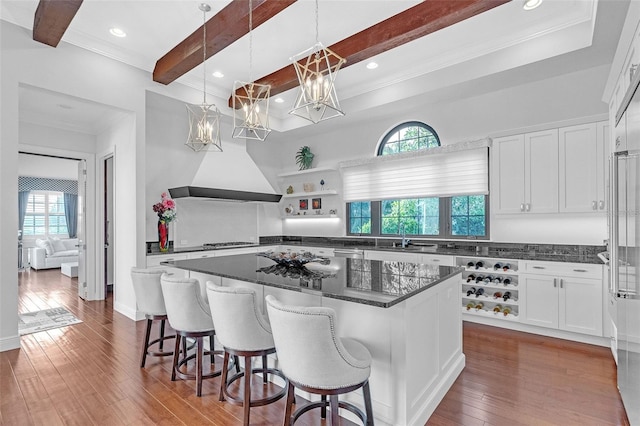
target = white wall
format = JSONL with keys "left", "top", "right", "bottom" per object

{"left": 248, "top": 64, "right": 611, "bottom": 245}
{"left": 19, "top": 152, "right": 80, "bottom": 179}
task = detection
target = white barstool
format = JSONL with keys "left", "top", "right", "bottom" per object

{"left": 206, "top": 282, "right": 287, "bottom": 426}
{"left": 160, "top": 274, "right": 223, "bottom": 397}
{"left": 130, "top": 268, "right": 175, "bottom": 368}
{"left": 265, "top": 295, "right": 374, "bottom": 426}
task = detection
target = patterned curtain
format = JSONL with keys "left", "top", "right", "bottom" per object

{"left": 18, "top": 190, "right": 30, "bottom": 237}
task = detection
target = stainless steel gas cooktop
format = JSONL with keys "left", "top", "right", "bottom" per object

{"left": 202, "top": 242, "right": 257, "bottom": 249}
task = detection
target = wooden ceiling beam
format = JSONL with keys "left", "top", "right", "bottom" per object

{"left": 229, "top": 0, "right": 511, "bottom": 107}
{"left": 32, "top": 0, "right": 83, "bottom": 47}
{"left": 153, "top": 0, "right": 297, "bottom": 85}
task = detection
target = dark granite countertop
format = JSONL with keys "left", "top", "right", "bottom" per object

{"left": 148, "top": 237, "right": 606, "bottom": 265}
{"left": 162, "top": 253, "right": 462, "bottom": 308}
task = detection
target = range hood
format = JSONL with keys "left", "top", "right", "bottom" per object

{"left": 168, "top": 186, "right": 281, "bottom": 203}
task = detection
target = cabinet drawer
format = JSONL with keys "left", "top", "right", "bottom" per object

{"left": 146, "top": 253, "right": 188, "bottom": 267}
{"left": 187, "top": 251, "right": 216, "bottom": 259}
{"left": 522, "top": 261, "right": 602, "bottom": 278}
{"left": 418, "top": 254, "right": 454, "bottom": 266}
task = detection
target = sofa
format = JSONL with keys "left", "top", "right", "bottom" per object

{"left": 29, "top": 238, "right": 79, "bottom": 270}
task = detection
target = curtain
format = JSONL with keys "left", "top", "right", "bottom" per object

{"left": 18, "top": 190, "right": 30, "bottom": 238}
{"left": 340, "top": 141, "right": 490, "bottom": 202}
{"left": 64, "top": 193, "right": 78, "bottom": 238}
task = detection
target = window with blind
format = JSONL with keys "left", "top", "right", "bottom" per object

{"left": 22, "top": 191, "right": 69, "bottom": 237}
{"left": 345, "top": 122, "right": 489, "bottom": 239}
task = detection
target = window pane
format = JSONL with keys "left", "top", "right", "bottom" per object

{"left": 450, "top": 196, "right": 486, "bottom": 237}
{"left": 361, "top": 202, "right": 371, "bottom": 217}
{"left": 381, "top": 197, "right": 439, "bottom": 236}
{"left": 469, "top": 195, "right": 485, "bottom": 215}
{"left": 350, "top": 218, "right": 362, "bottom": 234}
{"left": 350, "top": 203, "right": 361, "bottom": 217}
{"left": 451, "top": 216, "right": 469, "bottom": 235}
{"left": 381, "top": 217, "right": 399, "bottom": 234}
{"left": 451, "top": 196, "right": 468, "bottom": 216}
{"left": 468, "top": 216, "right": 486, "bottom": 236}
{"left": 379, "top": 122, "right": 440, "bottom": 156}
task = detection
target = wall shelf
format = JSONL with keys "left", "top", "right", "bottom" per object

{"left": 282, "top": 214, "right": 339, "bottom": 220}
{"left": 281, "top": 189, "right": 338, "bottom": 198}
{"left": 277, "top": 167, "right": 337, "bottom": 178}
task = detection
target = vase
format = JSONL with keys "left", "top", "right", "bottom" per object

{"left": 158, "top": 220, "right": 169, "bottom": 252}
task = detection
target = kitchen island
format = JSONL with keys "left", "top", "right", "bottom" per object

{"left": 163, "top": 252, "right": 464, "bottom": 426}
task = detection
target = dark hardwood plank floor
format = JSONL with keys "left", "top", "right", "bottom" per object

{"left": 1, "top": 268, "right": 630, "bottom": 425}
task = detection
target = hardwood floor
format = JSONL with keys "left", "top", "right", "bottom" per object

{"left": 1, "top": 268, "right": 630, "bottom": 425}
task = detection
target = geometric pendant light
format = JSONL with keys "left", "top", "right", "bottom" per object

{"left": 232, "top": 0, "right": 271, "bottom": 141}
{"left": 186, "top": 3, "right": 222, "bottom": 152}
{"left": 289, "top": 0, "right": 345, "bottom": 124}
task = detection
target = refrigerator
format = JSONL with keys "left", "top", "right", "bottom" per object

{"left": 612, "top": 74, "right": 640, "bottom": 425}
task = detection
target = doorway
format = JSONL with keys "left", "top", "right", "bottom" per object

{"left": 104, "top": 156, "right": 115, "bottom": 296}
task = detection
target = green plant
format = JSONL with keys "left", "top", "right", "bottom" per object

{"left": 295, "top": 146, "right": 314, "bottom": 170}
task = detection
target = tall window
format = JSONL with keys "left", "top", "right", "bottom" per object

{"left": 22, "top": 191, "right": 68, "bottom": 237}
{"left": 347, "top": 121, "right": 488, "bottom": 239}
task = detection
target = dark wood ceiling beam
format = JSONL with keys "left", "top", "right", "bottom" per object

{"left": 230, "top": 0, "right": 510, "bottom": 107}
{"left": 153, "top": 0, "right": 297, "bottom": 85}
{"left": 32, "top": 0, "right": 83, "bottom": 47}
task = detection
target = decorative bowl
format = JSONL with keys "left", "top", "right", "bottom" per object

{"left": 257, "top": 250, "right": 328, "bottom": 268}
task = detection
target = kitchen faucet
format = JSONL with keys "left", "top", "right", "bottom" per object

{"left": 400, "top": 223, "right": 410, "bottom": 248}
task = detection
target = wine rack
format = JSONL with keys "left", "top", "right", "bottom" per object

{"left": 458, "top": 257, "right": 520, "bottom": 321}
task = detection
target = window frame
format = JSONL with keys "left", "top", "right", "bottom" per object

{"left": 22, "top": 190, "right": 69, "bottom": 239}
{"left": 376, "top": 121, "right": 441, "bottom": 156}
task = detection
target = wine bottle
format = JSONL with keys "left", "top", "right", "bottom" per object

{"left": 475, "top": 302, "right": 484, "bottom": 311}
{"left": 493, "top": 291, "right": 503, "bottom": 299}
{"left": 503, "top": 291, "right": 512, "bottom": 302}
{"left": 493, "top": 276, "right": 503, "bottom": 284}
{"left": 466, "top": 287, "right": 477, "bottom": 296}
{"left": 483, "top": 275, "right": 494, "bottom": 283}
{"left": 493, "top": 304, "right": 503, "bottom": 313}
{"left": 467, "top": 261, "right": 475, "bottom": 268}
{"left": 475, "top": 261, "right": 484, "bottom": 270}
{"left": 493, "top": 262, "right": 502, "bottom": 270}
{"left": 466, "top": 274, "right": 476, "bottom": 283}
{"left": 475, "top": 288, "right": 485, "bottom": 297}
{"left": 475, "top": 275, "right": 485, "bottom": 283}
{"left": 502, "top": 306, "right": 512, "bottom": 316}
{"left": 466, "top": 302, "right": 475, "bottom": 311}
{"left": 502, "top": 263, "right": 511, "bottom": 272}
{"left": 503, "top": 278, "right": 512, "bottom": 286}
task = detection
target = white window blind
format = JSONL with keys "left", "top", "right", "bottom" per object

{"left": 340, "top": 140, "right": 490, "bottom": 202}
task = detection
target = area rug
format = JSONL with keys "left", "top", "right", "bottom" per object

{"left": 18, "top": 307, "right": 82, "bottom": 336}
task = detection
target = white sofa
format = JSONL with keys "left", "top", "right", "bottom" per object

{"left": 29, "top": 238, "right": 79, "bottom": 270}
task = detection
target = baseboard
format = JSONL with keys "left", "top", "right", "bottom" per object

{"left": 409, "top": 353, "right": 466, "bottom": 426}
{"left": 114, "top": 301, "right": 145, "bottom": 321}
{"left": 0, "top": 335, "right": 21, "bottom": 352}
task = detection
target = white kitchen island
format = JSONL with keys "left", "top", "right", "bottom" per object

{"left": 164, "top": 253, "right": 464, "bottom": 426}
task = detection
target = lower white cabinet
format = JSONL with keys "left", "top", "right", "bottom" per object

{"left": 520, "top": 261, "right": 603, "bottom": 337}
{"left": 145, "top": 253, "right": 188, "bottom": 277}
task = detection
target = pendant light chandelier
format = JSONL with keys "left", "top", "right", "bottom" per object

{"left": 186, "top": 3, "right": 222, "bottom": 152}
{"left": 232, "top": 0, "right": 271, "bottom": 141}
{"left": 289, "top": 0, "right": 346, "bottom": 124}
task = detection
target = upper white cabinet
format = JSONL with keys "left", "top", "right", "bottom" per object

{"left": 558, "top": 122, "right": 610, "bottom": 213}
{"left": 492, "top": 129, "right": 558, "bottom": 214}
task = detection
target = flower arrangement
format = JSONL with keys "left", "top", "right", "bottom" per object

{"left": 152, "top": 192, "right": 177, "bottom": 223}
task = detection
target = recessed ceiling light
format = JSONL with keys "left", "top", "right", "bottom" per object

{"left": 523, "top": 0, "right": 542, "bottom": 10}
{"left": 274, "top": 97, "right": 285, "bottom": 104}
{"left": 109, "top": 27, "right": 127, "bottom": 38}
{"left": 212, "top": 71, "right": 224, "bottom": 78}
{"left": 366, "top": 62, "right": 379, "bottom": 70}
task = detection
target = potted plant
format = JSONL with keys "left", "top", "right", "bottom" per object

{"left": 295, "top": 146, "right": 314, "bottom": 170}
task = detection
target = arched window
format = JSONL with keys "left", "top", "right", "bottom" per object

{"left": 377, "top": 121, "right": 440, "bottom": 156}
{"left": 347, "top": 121, "right": 488, "bottom": 239}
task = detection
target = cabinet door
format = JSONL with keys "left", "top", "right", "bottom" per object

{"left": 559, "top": 123, "right": 598, "bottom": 212}
{"left": 492, "top": 134, "right": 526, "bottom": 214}
{"left": 559, "top": 276, "right": 603, "bottom": 336}
{"left": 520, "top": 274, "right": 559, "bottom": 329}
{"left": 364, "top": 250, "right": 418, "bottom": 263}
{"left": 526, "top": 129, "right": 559, "bottom": 213}
{"left": 596, "top": 121, "right": 610, "bottom": 210}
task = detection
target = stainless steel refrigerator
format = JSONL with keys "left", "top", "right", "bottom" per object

{"left": 612, "top": 74, "right": 640, "bottom": 425}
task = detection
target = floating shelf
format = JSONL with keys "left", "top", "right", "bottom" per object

{"left": 277, "top": 167, "right": 337, "bottom": 178}
{"left": 281, "top": 189, "right": 338, "bottom": 198}
{"left": 282, "top": 214, "right": 339, "bottom": 220}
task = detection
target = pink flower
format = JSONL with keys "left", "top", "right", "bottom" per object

{"left": 163, "top": 199, "right": 175, "bottom": 209}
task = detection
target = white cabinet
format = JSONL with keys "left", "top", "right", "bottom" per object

{"left": 417, "top": 253, "right": 455, "bottom": 266}
{"left": 520, "top": 261, "right": 603, "bottom": 337}
{"left": 145, "top": 253, "right": 188, "bottom": 277}
{"left": 364, "top": 250, "right": 418, "bottom": 263}
{"left": 559, "top": 122, "right": 609, "bottom": 213}
{"left": 492, "top": 129, "right": 559, "bottom": 214}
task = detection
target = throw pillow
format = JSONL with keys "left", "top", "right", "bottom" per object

{"left": 49, "top": 237, "right": 66, "bottom": 253}
{"left": 41, "top": 239, "right": 54, "bottom": 256}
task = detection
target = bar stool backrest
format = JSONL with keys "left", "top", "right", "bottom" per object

{"left": 131, "top": 268, "right": 166, "bottom": 316}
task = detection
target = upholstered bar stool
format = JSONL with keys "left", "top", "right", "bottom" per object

{"left": 160, "top": 274, "right": 224, "bottom": 397}
{"left": 130, "top": 268, "right": 175, "bottom": 368}
{"left": 206, "top": 282, "right": 287, "bottom": 426}
{"left": 265, "top": 295, "right": 374, "bottom": 426}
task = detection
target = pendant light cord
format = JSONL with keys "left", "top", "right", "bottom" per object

{"left": 249, "top": 0, "right": 253, "bottom": 82}
{"left": 202, "top": 5, "right": 207, "bottom": 105}
{"left": 315, "top": 0, "right": 319, "bottom": 44}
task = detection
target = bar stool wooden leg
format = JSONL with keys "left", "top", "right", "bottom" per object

{"left": 363, "top": 381, "right": 374, "bottom": 426}
{"left": 284, "top": 381, "right": 296, "bottom": 426}
{"left": 171, "top": 334, "right": 181, "bottom": 381}
{"left": 321, "top": 395, "right": 327, "bottom": 419}
{"left": 243, "top": 356, "right": 252, "bottom": 426}
{"left": 330, "top": 395, "right": 339, "bottom": 425}
{"left": 140, "top": 318, "right": 152, "bottom": 368}
{"left": 159, "top": 319, "right": 166, "bottom": 351}
{"left": 219, "top": 351, "right": 230, "bottom": 402}
{"left": 262, "top": 354, "right": 268, "bottom": 384}
{"left": 196, "top": 337, "right": 204, "bottom": 397}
